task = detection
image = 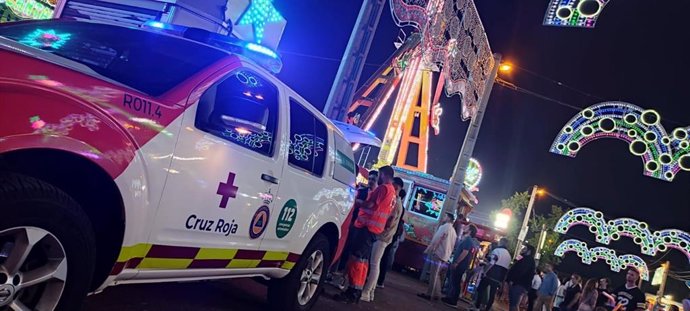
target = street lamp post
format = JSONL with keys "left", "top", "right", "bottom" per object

{"left": 514, "top": 185, "right": 539, "bottom": 261}
{"left": 441, "top": 53, "right": 503, "bottom": 218}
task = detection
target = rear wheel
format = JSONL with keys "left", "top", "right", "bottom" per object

{"left": 0, "top": 173, "right": 95, "bottom": 311}
{"left": 267, "top": 233, "right": 330, "bottom": 311}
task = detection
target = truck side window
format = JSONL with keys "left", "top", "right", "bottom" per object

{"left": 288, "top": 99, "right": 327, "bottom": 176}
{"left": 195, "top": 69, "right": 278, "bottom": 157}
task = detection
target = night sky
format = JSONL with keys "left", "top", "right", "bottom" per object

{"left": 272, "top": 0, "right": 690, "bottom": 298}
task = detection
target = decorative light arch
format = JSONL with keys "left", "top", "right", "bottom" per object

{"left": 555, "top": 208, "right": 690, "bottom": 261}
{"left": 550, "top": 102, "right": 690, "bottom": 182}
{"left": 555, "top": 239, "right": 650, "bottom": 280}
{"left": 654, "top": 229, "right": 690, "bottom": 256}
{"left": 590, "top": 246, "right": 622, "bottom": 272}
{"left": 555, "top": 239, "right": 593, "bottom": 264}
{"left": 619, "top": 254, "right": 649, "bottom": 281}
{"left": 607, "top": 218, "right": 655, "bottom": 255}
{"left": 543, "top": 0, "right": 611, "bottom": 28}
{"left": 554, "top": 208, "right": 610, "bottom": 244}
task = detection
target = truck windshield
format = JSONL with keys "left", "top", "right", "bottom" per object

{"left": 0, "top": 20, "right": 227, "bottom": 96}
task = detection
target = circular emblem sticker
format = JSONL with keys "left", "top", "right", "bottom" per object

{"left": 249, "top": 205, "right": 270, "bottom": 239}
{"left": 276, "top": 199, "right": 297, "bottom": 238}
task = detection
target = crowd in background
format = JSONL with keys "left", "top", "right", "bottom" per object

{"left": 326, "top": 167, "right": 689, "bottom": 311}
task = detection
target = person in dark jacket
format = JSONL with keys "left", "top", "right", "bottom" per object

{"left": 507, "top": 244, "right": 537, "bottom": 311}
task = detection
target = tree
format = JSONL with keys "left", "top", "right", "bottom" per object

{"left": 490, "top": 192, "right": 566, "bottom": 265}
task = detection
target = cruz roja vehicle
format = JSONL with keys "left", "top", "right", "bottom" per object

{"left": 0, "top": 19, "right": 365, "bottom": 311}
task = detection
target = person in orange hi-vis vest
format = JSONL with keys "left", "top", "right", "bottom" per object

{"left": 334, "top": 165, "right": 397, "bottom": 304}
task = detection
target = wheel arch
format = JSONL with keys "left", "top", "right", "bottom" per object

{"left": 0, "top": 147, "right": 126, "bottom": 291}
{"left": 314, "top": 222, "right": 340, "bottom": 261}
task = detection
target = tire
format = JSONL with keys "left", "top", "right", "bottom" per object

{"left": 0, "top": 173, "right": 96, "bottom": 311}
{"left": 267, "top": 233, "right": 331, "bottom": 311}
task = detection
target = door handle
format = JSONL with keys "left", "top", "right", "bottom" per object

{"left": 261, "top": 174, "right": 279, "bottom": 184}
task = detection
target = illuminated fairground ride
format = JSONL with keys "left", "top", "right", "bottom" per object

{"left": 345, "top": 0, "right": 494, "bottom": 174}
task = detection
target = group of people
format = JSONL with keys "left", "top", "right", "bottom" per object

{"left": 416, "top": 211, "right": 483, "bottom": 308}
{"left": 488, "top": 252, "right": 649, "bottom": 311}
{"left": 326, "top": 167, "right": 685, "bottom": 311}
{"left": 332, "top": 165, "right": 407, "bottom": 304}
{"left": 415, "top": 228, "right": 654, "bottom": 311}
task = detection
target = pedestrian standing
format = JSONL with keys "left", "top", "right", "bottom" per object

{"left": 612, "top": 268, "right": 646, "bottom": 311}
{"left": 442, "top": 224, "right": 480, "bottom": 307}
{"left": 577, "top": 279, "right": 599, "bottom": 311}
{"left": 529, "top": 269, "right": 543, "bottom": 311}
{"left": 334, "top": 166, "right": 396, "bottom": 304}
{"left": 534, "top": 263, "right": 559, "bottom": 311}
{"left": 336, "top": 171, "right": 378, "bottom": 272}
{"left": 360, "top": 177, "right": 405, "bottom": 302}
{"left": 506, "top": 244, "right": 537, "bottom": 311}
{"left": 596, "top": 278, "right": 615, "bottom": 310}
{"left": 563, "top": 274, "right": 583, "bottom": 311}
{"left": 376, "top": 189, "right": 406, "bottom": 287}
{"left": 417, "top": 212, "right": 457, "bottom": 301}
{"left": 554, "top": 277, "right": 569, "bottom": 311}
{"left": 474, "top": 237, "right": 512, "bottom": 311}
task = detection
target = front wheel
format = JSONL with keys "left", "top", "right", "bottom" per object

{"left": 267, "top": 233, "right": 330, "bottom": 311}
{"left": 0, "top": 173, "right": 96, "bottom": 311}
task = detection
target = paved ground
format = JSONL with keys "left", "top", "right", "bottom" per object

{"left": 83, "top": 270, "right": 481, "bottom": 311}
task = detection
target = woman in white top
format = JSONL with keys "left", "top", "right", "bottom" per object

{"left": 554, "top": 277, "right": 568, "bottom": 311}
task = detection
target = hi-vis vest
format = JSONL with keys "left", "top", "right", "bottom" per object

{"left": 354, "top": 184, "right": 396, "bottom": 235}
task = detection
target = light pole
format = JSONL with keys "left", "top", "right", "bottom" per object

{"left": 654, "top": 262, "right": 670, "bottom": 311}
{"left": 441, "top": 53, "right": 506, "bottom": 218}
{"left": 535, "top": 223, "right": 548, "bottom": 261}
{"left": 513, "top": 185, "right": 540, "bottom": 261}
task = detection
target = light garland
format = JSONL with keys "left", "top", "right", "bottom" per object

{"left": 555, "top": 239, "right": 649, "bottom": 280}
{"left": 555, "top": 207, "right": 690, "bottom": 261}
{"left": 543, "top": 0, "right": 610, "bottom": 28}
{"left": 550, "top": 102, "right": 690, "bottom": 182}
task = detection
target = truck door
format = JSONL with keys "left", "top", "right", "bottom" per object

{"left": 146, "top": 64, "right": 287, "bottom": 271}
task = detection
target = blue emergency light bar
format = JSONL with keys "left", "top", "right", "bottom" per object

{"left": 142, "top": 20, "right": 282, "bottom": 74}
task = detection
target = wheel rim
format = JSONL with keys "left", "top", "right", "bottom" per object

{"left": 296, "top": 250, "right": 323, "bottom": 306}
{"left": 0, "top": 227, "right": 67, "bottom": 311}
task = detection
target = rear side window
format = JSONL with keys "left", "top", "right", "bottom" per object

{"left": 195, "top": 69, "right": 278, "bottom": 156}
{"left": 0, "top": 20, "right": 226, "bottom": 96}
{"left": 288, "top": 99, "right": 328, "bottom": 176}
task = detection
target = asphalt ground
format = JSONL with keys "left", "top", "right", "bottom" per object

{"left": 83, "top": 270, "right": 481, "bottom": 311}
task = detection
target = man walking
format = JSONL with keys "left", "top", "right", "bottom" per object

{"left": 534, "top": 263, "right": 559, "bottom": 311}
{"left": 507, "top": 245, "right": 537, "bottom": 311}
{"left": 442, "top": 224, "right": 479, "bottom": 307}
{"left": 361, "top": 177, "right": 405, "bottom": 302}
{"left": 418, "top": 212, "right": 457, "bottom": 301}
{"left": 334, "top": 166, "right": 396, "bottom": 304}
{"left": 475, "top": 238, "right": 512, "bottom": 311}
